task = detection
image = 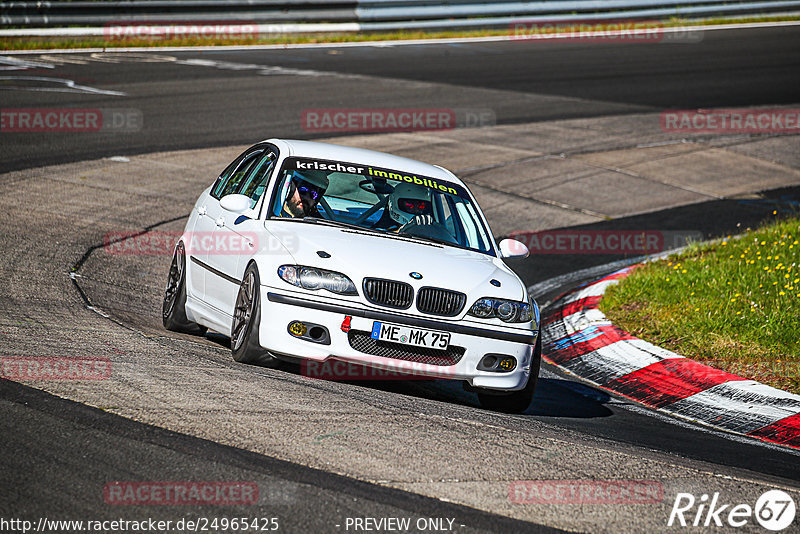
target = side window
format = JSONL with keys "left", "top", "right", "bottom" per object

{"left": 455, "top": 199, "right": 491, "bottom": 253}
{"left": 211, "top": 149, "right": 264, "bottom": 200}
{"left": 211, "top": 159, "right": 241, "bottom": 199}
{"left": 219, "top": 151, "right": 263, "bottom": 198}
{"left": 438, "top": 194, "right": 465, "bottom": 246}
{"left": 238, "top": 151, "right": 277, "bottom": 207}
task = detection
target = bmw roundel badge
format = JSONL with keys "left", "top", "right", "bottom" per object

{"left": 409, "top": 272, "right": 423, "bottom": 280}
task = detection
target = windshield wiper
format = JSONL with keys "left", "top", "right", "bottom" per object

{"left": 393, "top": 232, "right": 446, "bottom": 247}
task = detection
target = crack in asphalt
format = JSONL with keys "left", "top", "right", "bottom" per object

{"left": 69, "top": 213, "right": 190, "bottom": 311}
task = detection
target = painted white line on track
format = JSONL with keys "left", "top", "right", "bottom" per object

{"left": 0, "top": 76, "right": 126, "bottom": 96}
{"left": 0, "top": 55, "right": 55, "bottom": 70}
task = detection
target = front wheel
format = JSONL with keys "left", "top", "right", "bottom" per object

{"left": 162, "top": 242, "right": 206, "bottom": 335}
{"left": 231, "top": 263, "right": 280, "bottom": 367}
{"left": 477, "top": 333, "right": 541, "bottom": 413}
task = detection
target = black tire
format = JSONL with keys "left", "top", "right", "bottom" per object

{"left": 163, "top": 242, "right": 206, "bottom": 335}
{"left": 477, "top": 333, "right": 542, "bottom": 413}
{"left": 231, "top": 263, "right": 280, "bottom": 367}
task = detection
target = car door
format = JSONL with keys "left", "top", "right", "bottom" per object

{"left": 193, "top": 146, "right": 265, "bottom": 309}
{"left": 185, "top": 187, "right": 214, "bottom": 299}
{"left": 206, "top": 148, "right": 278, "bottom": 315}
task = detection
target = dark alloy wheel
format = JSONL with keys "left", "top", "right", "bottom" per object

{"left": 231, "top": 263, "right": 280, "bottom": 367}
{"left": 162, "top": 242, "right": 206, "bottom": 335}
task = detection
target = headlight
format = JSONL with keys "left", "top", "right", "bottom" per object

{"left": 278, "top": 265, "right": 357, "bottom": 296}
{"left": 468, "top": 297, "right": 532, "bottom": 323}
{"left": 470, "top": 298, "right": 494, "bottom": 318}
{"left": 323, "top": 271, "right": 355, "bottom": 294}
{"left": 299, "top": 267, "right": 324, "bottom": 290}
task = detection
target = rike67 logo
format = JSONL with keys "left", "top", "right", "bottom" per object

{"left": 668, "top": 490, "right": 796, "bottom": 531}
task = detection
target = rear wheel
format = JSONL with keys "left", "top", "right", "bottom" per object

{"left": 231, "top": 263, "right": 280, "bottom": 367}
{"left": 162, "top": 242, "right": 206, "bottom": 335}
{"left": 477, "top": 333, "right": 541, "bottom": 413}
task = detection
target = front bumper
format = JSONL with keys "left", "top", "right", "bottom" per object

{"left": 260, "top": 287, "right": 538, "bottom": 391}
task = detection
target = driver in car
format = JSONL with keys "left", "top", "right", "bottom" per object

{"left": 281, "top": 170, "right": 329, "bottom": 218}
{"left": 385, "top": 182, "right": 436, "bottom": 231}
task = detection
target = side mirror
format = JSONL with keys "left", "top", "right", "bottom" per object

{"left": 220, "top": 194, "right": 252, "bottom": 214}
{"left": 498, "top": 238, "right": 530, "bottom": 259}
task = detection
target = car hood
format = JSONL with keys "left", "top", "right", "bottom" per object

{"left": 266, "top": 222, "right": 525, "bottom": 303}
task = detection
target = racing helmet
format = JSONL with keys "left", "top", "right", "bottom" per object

{"left": 387, "top": 182, "right": 433, "bottom": 226}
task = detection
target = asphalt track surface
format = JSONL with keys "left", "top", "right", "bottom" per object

{"left": 1, "top": 381, "right": 555, "bottom": 534}
{"left": 1, "top": 24, "right": 800, "bottom": 533}
{"left": 1, "top": 24, "right": 800, "bottom": 173}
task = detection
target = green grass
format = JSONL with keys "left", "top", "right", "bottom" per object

{"left": 2, "top": 14, "right": 799, "bottom": 51}
{"left": 600, "top": 216, "right": 800, "bottom": 394}
{"left": 1, "top": 29, "right": 500, "bottom": 51}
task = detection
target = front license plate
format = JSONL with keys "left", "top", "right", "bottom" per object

{"left": 371, "top": 322, "right": 451, "bottom": 351}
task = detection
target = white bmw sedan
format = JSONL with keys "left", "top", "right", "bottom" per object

{"left": 163, "top": 139, "right": 540, "bottom": 412}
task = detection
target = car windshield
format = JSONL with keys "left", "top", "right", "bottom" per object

{"left": 269, "top": 156, "right": 494, "bottom": 255}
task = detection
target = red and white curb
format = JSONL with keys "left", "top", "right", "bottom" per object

{"left": 541, "top": 266, "right": 800, "bottom": 450}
